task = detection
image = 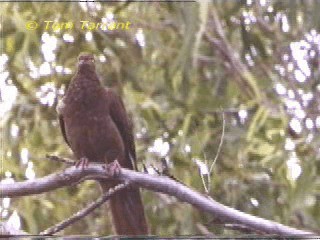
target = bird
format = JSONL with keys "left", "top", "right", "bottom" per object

{"left": 57, "top": 53, "right": 148, "bottom": 235}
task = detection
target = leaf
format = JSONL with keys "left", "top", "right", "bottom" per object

{"left": 250, "top": 141, "right": 275, "bottom": 157}
{"left": 181, "top": 112, "right": 193, "bottom": 137}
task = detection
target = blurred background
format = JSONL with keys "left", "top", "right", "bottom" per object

{"left": 1, "top": 0, "right": 319, "bottom": 236}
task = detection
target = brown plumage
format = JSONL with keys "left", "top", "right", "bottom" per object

{"left": 57, "top": 53, "right": 148, "bottom": 235}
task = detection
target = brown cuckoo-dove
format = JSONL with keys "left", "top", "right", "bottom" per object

{"left": 57, "top": 53, "right": 148, "bottom": 235}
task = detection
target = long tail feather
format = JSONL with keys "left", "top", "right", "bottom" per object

{"left": 100, "top": 181, "right": 148, "bottom": 235}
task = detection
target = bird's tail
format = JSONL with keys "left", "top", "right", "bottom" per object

{"left": 99, "top": 181, "right": 148, "bottom": 236}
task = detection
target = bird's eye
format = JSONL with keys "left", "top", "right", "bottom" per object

{"left": 78, "top": 55, "right": 95, "bottom": 64}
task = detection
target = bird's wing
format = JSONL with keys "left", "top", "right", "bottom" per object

{"left": 57, "top": 98, "right": 70, "bottom": 147}
{"left": 106, "top": 88, "right": 137, "bottom": 170}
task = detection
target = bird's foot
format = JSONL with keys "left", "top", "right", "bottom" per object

{"left": 104, "top": 159, "right": 121, "bottom": 177}
{"left": 74, "top": 157, "right": 89, "bottom": 170}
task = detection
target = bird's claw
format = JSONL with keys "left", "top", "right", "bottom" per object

{"left": 104, "top": 159, "right": 121, "bottom": 177}
{"left": 75, "top": 157, "right": 89, "bottom": 170}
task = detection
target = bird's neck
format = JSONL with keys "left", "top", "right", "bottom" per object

{"left": 76, "top": 64, "right": 99, "bottom": 81}
{"left": 71, "top": 64, "right": 102, "bottom": 88}
{"left": 65, "top": 66, "right": 104, "bottom": 106}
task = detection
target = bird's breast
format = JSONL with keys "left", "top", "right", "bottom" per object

{"left": 64, "top": 108, "right": 125, "bottom": 163}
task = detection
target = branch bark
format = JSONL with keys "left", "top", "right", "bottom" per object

{"left": 0, "top": 163, "right": 315, "bottom": 236}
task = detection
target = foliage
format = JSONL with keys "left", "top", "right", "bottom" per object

{"left": 1, "top": 1, "right": 319, "bottom": 236}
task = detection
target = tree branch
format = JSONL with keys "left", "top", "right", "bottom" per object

{"left": 0, "top": 162, "right": 315, "bottom": 236}
{"left": 40, "top": 181, "right": 130, "bottom": 235}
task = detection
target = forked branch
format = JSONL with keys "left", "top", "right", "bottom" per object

{"left": 0, "top": 157, "right": 315, "bottom": 236}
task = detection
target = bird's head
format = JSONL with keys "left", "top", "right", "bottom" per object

{"left": 78, "top": 53, "right": 95, "bottom": 68}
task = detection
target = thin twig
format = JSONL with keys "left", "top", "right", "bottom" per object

{"left": 204, "top": 154, "right": 210, "bottom": 194}
{"left": 209, "top": 218, "right": 265, "bottom": 234}
{"left": 199, "top": 169, "right": 209, "bottom": 194}
{"left": 46, "top": 154, "right": 74, "bottom": 165}
{"left": 224, "top": 223, "right": 265, "bottom": 235}
{"left": 40, "top": 181, "right": 130, "bottom": 235}
{"left": 209, "top": 111, "right": 225, "bottom": 174}
{"left": 200, "top": 111, "right": 225, "bottom": 194}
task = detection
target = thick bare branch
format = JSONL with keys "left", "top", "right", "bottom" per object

{"left": 0, "top": 161, "right": 315, "bottom": 236}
